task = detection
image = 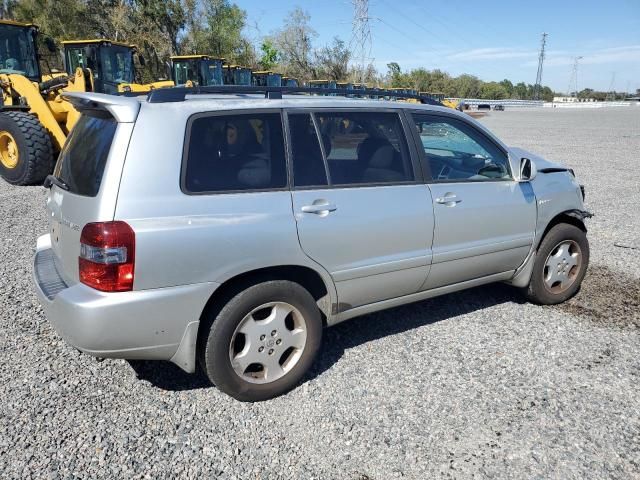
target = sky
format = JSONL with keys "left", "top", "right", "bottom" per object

{"left": 238, "top": 0, "right": 640, "bottom": 93}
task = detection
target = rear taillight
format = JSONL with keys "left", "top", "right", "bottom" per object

{"left": 79, "top": 221, "right": 135, "bottom": 292}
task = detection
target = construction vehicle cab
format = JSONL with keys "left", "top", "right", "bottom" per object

{"left": 62, "top": 40, "right": 137, "bottom": 94}
{"left": 171, "top": 55, "right": 224, "bottom": 86}
{"left": 309, "top": 80, "right": 337, "bottom": 90}
{"left": 281, "top": 76, "right": 298, "bottom": 87}
{"left": 0, "top": 20, "right": 41, "bottom": 82}
{"left": 223, "top": 65, "right": 251, "bottom": 86}
{"left": 252, "top": 71, "right": 282, "bottom": 87}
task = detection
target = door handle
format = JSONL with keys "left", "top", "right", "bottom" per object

{"left": 301, "top": 203, "right": 337, "bottom": 214}
{"left": 435, "top": 193, "right": 462, "bottom": 206}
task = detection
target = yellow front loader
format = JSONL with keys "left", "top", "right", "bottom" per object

{"left": 0, "top": 23, "right": 170, "bottom": 185}
{"left": 62, "top": 40, "right": 173, "bottom": 94}
{"left": 0, "top": 20, "right": 92, "bottom": 185}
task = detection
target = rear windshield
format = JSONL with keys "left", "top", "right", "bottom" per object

{"left": 54, "top": 115, "right": 117, "bottom": 197}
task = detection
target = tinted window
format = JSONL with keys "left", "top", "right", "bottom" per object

{"left": 289, "top": 113, "right": 328, "bottom": 187}
{"left": 315, "top": 112, "right": 413, "bottom": 185}
{"left": 184, "top": 113, "right": 287, "bottom": 193}
{"left": 55, "top": 115, "right": 117, "bottom": 197}
{"left": 412, "top": 114, "right": 511, "bottom": 181}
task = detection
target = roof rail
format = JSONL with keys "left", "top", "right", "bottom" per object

{"left": 146, "top": 85, "right": 443, "bottom": 106}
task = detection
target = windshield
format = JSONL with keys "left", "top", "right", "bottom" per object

{"left": 201, "top": 59, "right": 223, "bottom": 86}
{"left": 100, "top": 45, "right": 134, "bottom": 85}
{"left": 234, "top": 68, "right": 251, "bottom": 85}
{"left": 266, "top": 74, "right": 281, "bottom": 87}
{"left": 0, "top": 24, "right": 39, "bottom": 80}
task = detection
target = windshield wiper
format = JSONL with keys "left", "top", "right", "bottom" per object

{"left": 43, "top": 175, "right": 69, "bottom": 191}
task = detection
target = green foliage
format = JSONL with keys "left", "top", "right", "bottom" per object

{"left": 259, "top": 40, "right": 278, "bottom": 70}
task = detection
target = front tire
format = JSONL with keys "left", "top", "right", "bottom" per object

{"left": 0, "top": 111, "right": 54, "bottom": 186}
{"left": 201, "top": 280, "right": 323, "bottom": 401}
{"left": 526, "top": 223, "right": 589, "bottom": 305}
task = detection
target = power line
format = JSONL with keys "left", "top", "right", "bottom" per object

{"left": 378, "top": 0, "right": 453, "bottom": 46}
{"left": 532, "top": 33, "right": 547, "bottom": 100}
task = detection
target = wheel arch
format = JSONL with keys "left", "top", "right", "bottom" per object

{"left": 509, "top": 209, "right": 590, "bottom": 288}
{"left": 537, "top": 209, "right": 590, "bottom": 249}
{"left": 195, "top": 264, "right": 335, "bottom": 366}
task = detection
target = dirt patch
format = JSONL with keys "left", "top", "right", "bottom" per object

{"left": 552, "top": 264, "right": 640, "bottom": 328}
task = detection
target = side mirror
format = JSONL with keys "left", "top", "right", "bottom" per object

{"left": 44, "top": 37, "right": 57, "bottom": 53}
{"left": 519, "top": 157, "right": 537, "bottom": 182}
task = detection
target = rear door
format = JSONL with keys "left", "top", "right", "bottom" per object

{"left": 47, "top": 112, "right": 134, "bottom": 283}
{"left": 408, "top": 112, "right": 536, "bottom": 290}
{"left": 288, "top": 109, "right": 434, "bottom": 309}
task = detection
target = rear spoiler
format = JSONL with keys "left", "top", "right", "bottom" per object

{"left": 61, "top": 92, "right": 141, "bottom": 123}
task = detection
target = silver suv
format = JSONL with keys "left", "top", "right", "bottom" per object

{"left": 33, "top": 88, "right": 591, "bottom": 401}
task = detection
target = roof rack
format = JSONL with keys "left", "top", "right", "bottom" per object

{"left": 146, "top": 85, "right": 443, "bottom": 106}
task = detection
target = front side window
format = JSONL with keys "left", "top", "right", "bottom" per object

{"left": 184, "top": 113, "right": 287, "bottom": 193}
{"left": 412, "top": 114, "right": 511, "bottom": 181}
{"left": 314, "top": 111, "right": 414, "bottom": 185}
{"left": 172, "top": 60, "right": 191, "bottom": 85}
{"left": 65, "top": 47, "right": 86, "bottom": 73}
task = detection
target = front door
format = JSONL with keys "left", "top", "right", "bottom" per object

{"left": 287, "top": 110, "right": 434, "bottom": 309}
{"left": 409, "top": 112, "right": 537, "bottom": 290}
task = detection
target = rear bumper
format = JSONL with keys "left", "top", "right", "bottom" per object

{"left": 33, "top": 235, "right": 218, "bottom": 372}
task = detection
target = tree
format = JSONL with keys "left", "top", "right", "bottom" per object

{"left": 513, "top": 82, "right": 528, "bottom": 99}
{"left": 480, "top": 81, "right": 508, "bottom": 99}
{"left": 259, "top": 39, "right": 278, "bottom": 70}
{"left": 272, "top": 8, "right": 317, "bottom": 80}
{"left": 453, "top": 74, "right": 481, "bottom": 98}
{"left": 499, "top": 79, "right": 514, "bottom": 98}
{"left": 314, "top": 37, "right": 350, "bottom": 81}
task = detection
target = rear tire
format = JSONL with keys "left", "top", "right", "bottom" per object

{"left": 0, "top": 111, "right": 54, "bottom": 186}
{"left": 526, "top": 223, "right": 589, "bottom": 305}
{"left": 200, "top": 280, "right": 323, "bottom": 402}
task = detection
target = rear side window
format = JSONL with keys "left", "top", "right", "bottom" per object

{"left": 184, "top": 112, "right": 287, "bottom": 193}
{"left": 55, "top": 114, "right": 117, "bottom": 197}
{"left": 314, "top": 111, "right": 414, "bottom": 186}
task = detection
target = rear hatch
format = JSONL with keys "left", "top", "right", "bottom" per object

{"left": 46, "top": 93, "right": 140, "bottom": 284}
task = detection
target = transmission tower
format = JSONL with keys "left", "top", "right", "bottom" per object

{"left": 567, "top": 56, "right": 583, "bottom": 98}
{"left": 533, "top": 33, "right": 547, "bottom": 100}
{"left": 351, "top": 0, "right": 373, "bottom": 84}
{"left": 605, "top": 72, "right": 616, "bottom": 101}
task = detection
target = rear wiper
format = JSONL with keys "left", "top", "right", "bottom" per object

{"left": 43, "top": 175, "right": 69, "bottom": 191}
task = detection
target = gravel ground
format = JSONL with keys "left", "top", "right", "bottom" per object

{"left": 1, "top": 107, "right": 639, "bottom": 479}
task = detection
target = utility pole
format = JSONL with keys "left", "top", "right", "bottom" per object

{"left": 567, "top": 56, "right": 583, "bottom": 98}
{"left": 533, "top": 33, "right": 547, "bottom": 100}
{"left": 605, "top": 72, "right": 616, "bottom": 101}
{"left": 351, "top": 0, "right": 373, "bottom": 84}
